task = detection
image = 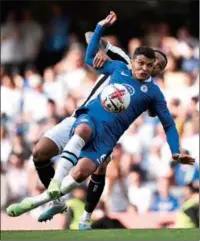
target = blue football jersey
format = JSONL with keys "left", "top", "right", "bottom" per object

{"left": 77, "top": 24, "right": 180, "bottom": 155}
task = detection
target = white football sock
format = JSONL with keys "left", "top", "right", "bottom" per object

{"left": 54, "top": 158, "right": 73, "bottom": 183}
{"left": 80, "top": 211, "right": 92, "bottom": 222}
{"left": 54, "top": 135, "right": 85, "bottom": 182}
{"left": 30, "top": 191, "right": 52, "bottom": 207}
{"left": 60, "top": 174, "right": 81, "bottom": 194}
{"left": 60, "top": 194, "right": 70, "bottom": 203}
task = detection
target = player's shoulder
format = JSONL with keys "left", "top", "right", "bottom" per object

{"left": 114, "top": 60, "right": 128, "bottom": 70}
{"left": 150, "top": 81, "right": 162, "bottom": 93}
{"left": 150, "top": 82, "right": 165, "bottom": 100}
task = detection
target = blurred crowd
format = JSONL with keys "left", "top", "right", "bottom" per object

{"left": 1, "top": 5, "right": 199, "bottom": 229}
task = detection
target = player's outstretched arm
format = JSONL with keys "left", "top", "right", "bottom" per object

{"left": 84, "top": 24, "right": 107, "bottom": 69}
{"left": 85, "top": 32, "right": 109, "bottom": 68}
{"left": 85, "top": 32, "right": 108, "bottom": 49}
{"left": 84, "top": 23, "right": 111, "bottom": 73}
{"left": 85, "top": 31, "right": 130, "bottom": 64}
{"left": 85, "top": 11, "right": 126, "bottom": 75}
{"left": 153, "top": 88, "right": 195, "bottom": 165}
{"left": 85, "top": 31, "right": 130, "bottom": 68}
{"left": 98, "top": 11, "right": 117, "bottom": 27}
{"left": 85, "top": 11, "right": 117, "bottom": 66}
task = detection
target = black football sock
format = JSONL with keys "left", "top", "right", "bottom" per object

{"left": 85, "top": 174, "right": 106, "bottom": 213}
{"left": 33, "top": 160, "right": 55, "bottom": 189}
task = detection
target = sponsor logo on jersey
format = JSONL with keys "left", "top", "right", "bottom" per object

{"left": 122, "top": 84, "right": 135, "bottom": 96}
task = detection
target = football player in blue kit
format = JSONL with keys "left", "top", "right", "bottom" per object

{"left": 7, "top": 11, "right": 194, "bottom": 223}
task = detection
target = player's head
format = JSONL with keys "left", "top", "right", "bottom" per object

{"left": 151, "top": 50, "right": 168, "bottom": 77}
{"left": 131, "top": 46, "right": 155, "bottom": 81}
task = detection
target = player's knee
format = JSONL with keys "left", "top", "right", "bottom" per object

{"left": 32, "top": 145, "right": 51, "bottom": 163}
{"left": 72, "top": 169, "right": 89, "bottom": 182}
{"left": 72, "top": 165, "right": 94, "bottom": 182}
{"left": 95, "top": 156, "right": 111, "bottom": 175}
{"left": 95, "top": 161, "right": 109, "bottom": 175}
{"left": 72, "top": 157, "right": 97, "bottom": 182}
{"left": 33, "top": 137, "right": 59, "bottom": 163}
{"left": 74, "top": 124, "right": 93, "bottom": 143}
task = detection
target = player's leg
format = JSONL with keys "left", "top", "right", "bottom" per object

{"left": 33, "top": 154, "right": 98, "bottom": 222}
{"left": 60, "top": 157, "right": 98, "bottom": 194}
{"left": 7, "top": 137, "right": 61, "bottom": 217}
{"left": 32, "top": 137, "right": 58, "bottom": 189}
{"left": 7, "top": 157, "right": 97, "bottom": 217}
{"left": 38, "top": 157, "right": 109, "bottom": 223}
{"left": 8, "top": 123, "right": 105, "bottom": 218}
{"left": 6, "top": 117, "right": 76, "bottom": 217}
{"left": 32, "top": 116, "right": 76, "bottom": 189}
{"left": 48, "top": 114, "right": 94, "bottom": 199}
{"left": 6, "top": 190, "right": 52, "bottom": 217}
{"left": 79, "top": 157, "right": 111, "bottom": 229}
{"left": 37, "top": 122, "right": 93, "bottom": 222}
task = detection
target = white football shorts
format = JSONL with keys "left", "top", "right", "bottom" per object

{"left": 43, "top": 116, "right": 76, "bottom": 154}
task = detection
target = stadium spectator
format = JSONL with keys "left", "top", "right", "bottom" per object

{"left": 64, "top": 186, "right": 86, "bottom": 230}
{"left": 128, "top": 171, "right": 152, "bottom": 214}
{"left": 175, "top": 182, "right": 199, "bottom": 228}
{"left": 103, "top": 144, "right": 129, "bottom": 213}
{"left": 1, "top": 125, "right": 12, "bottom": 168}
{"left": 19, "top": 9, "right": 44, "bottom": 70}
{"left": 150, "top": 177, "right": 180, "bottom": 212}
{"left": 39, "top": 4, "right": 71, "bottom": 70}
{"left": 6, "top": 152, "right": 29, "bottom": 204}
{"left": 1, "top": 11, "right": 23, "bottom": 73}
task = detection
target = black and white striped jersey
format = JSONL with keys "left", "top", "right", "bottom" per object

{"left": 81, "top": 43, "right": 131, "bottom": 107}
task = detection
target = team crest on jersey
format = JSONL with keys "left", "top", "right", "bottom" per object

{"left": 122, "top": 84, "right": 135, "bottom": 96}
{"left": 140, "top": 85, "right": 148, "bottom": 93}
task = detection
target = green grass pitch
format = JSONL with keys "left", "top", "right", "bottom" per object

{"left": 1, "top": 228, "right": 199, "bottom": 240}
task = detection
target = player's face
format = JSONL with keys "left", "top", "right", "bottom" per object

{"left": 151, "top": 52, "right": 166, "bottom": 77}
{"left": 131, "top": 55, "right": 155, "bottom": 81}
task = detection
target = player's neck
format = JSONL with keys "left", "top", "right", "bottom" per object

{"left": 133, "top": 77, "right": 152, "bottom": 83}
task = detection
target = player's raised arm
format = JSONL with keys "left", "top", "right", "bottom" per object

{"left": 152, "top": 87, "right": 195, "bottom": 165}
{"left": 85, "top": 32, "right": 130, "bottom": 66}
{"left": 85, "top": 32, "right": 109, "bottom": 68}
{"left": 85, "top": 11, "right": 126, "bottom": 75}
{"left": 85, "top": 32, "right": 108, "bottom": 49}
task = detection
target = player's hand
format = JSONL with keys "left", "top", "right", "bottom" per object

{"left": 98, "top": 11, "right": 117, "bottom": 27}
{"left": 93, "top": 49, "right": 108, "bottom": 68}
{"left": 172, "top": 153, "right": 195, "bottom": 165}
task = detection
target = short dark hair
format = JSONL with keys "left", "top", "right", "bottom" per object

{"left": 133, "top": 46, "right": 155, "bottom": 60}
{"left": 154, "top": 49, "right": 168, "bottom": 67}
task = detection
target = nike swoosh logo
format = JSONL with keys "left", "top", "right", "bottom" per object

{"left": 121, "top": 71, "right": 129, "bottom": 77}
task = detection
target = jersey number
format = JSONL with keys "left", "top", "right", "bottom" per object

{"left": 97, "top": 154, "right": 107, "bottom": 164}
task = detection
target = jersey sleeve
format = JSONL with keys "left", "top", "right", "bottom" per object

{"left": 105, "top": 43, "right": 131, "bottom": 65}
{"left": 152, "top": 86, "right": 180, "bottom": 154}
{"left": 85, "top": 24, "right": 127, "bottom": 75}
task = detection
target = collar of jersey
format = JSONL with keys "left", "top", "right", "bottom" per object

{"left": 143, "top": 77, "right": 152, "bottom": 82}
